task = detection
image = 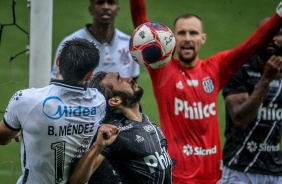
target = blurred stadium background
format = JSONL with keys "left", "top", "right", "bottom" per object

{"left": 0, "top": 0, "right": 278, "bottom": 183}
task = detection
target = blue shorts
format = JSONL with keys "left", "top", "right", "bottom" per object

{"left": 221, "top": 166, "right": 282, "bottom": 184}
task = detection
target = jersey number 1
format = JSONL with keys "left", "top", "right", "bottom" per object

{"left": 51, "top": 141, "right": 66, "bottom": 184}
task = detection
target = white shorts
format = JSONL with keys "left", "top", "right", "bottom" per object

{"left": 221, "top": 166, "right": 282, "bottom": 184}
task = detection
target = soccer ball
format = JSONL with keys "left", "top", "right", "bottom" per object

{"left": 129, "top": 22, "right": 176, "bottom": 69}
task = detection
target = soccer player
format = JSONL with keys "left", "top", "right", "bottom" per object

{"left": 0, "top": 38, "right": 119, "bottom": 184}
{"left": 221, "top": 18, "right": 282, "bottom": 183}
{"left": 129, "top": 0, "right": 282, "bottom": 183}
{"left": 51, "top": 0, "right": 140, "bottom": 81}
{"left": 77, "top": 71, "right": 173, "bottom": 183}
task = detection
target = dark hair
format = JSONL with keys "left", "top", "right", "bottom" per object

{"left": 90, "top": 0, "right": 118, "bottom": 5}
{"left": 88, "top": 71, "right": 143, "bottom": 117}
{"left": 88, "top": 71, "right": 117, "bottom": 113}
{"left": 59, "top": 38, "right": 100, "bottom": 83}
{"left": 174, "top": 13, "right": 204, "bottom": 30}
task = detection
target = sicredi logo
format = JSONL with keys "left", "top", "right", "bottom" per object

{"left": 183, "top": 144, "right": 217, "bottom": 156}
{"left": 246, "top": 141, "right": 280, "bottom": 152}
{"left": 42, "top": 96, "right": 96, "bottom": 120}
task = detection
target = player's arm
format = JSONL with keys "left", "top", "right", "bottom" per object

{"left": 130, "top": 0, "right": 150, "bottom": 28}
{"left": 226, "top": 3, "right": 282, "bottom": 72}
{"left": 225, "top": 56, "right": 282, "bottom": 129}
{"left": 68, "top": 124, "right": 119, "bottom": 184}
{"left": 0, "top": 119, "right": 20, "bottom": 145}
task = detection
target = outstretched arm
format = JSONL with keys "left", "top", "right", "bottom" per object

{"left": 68, "top": 124, "right": 120, "bottom": 184}
{"left": 227, "top": 3, "right": 282, "bottom": 73}
{"left": 225, "top": 56, "right": 282, "bottom": 129}
{"left": 130, "top": 0, "right": 150, "bottom": 28}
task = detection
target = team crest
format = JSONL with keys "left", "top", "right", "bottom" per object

{"left": 202, "top": 79, "right": 214, "bottom": 93}
{"left": 119, "top": 48, "right": 130, "bottom": 65}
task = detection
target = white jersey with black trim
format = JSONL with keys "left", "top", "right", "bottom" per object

{"left": 51, "top": 25, "right": 140, "bottom": 80}
{"left": 4, "top": 80, "right": 106, "bottom": 184}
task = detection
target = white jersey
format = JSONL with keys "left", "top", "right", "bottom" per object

{"left": 4, "top": 80, "right": 106, "bottom": 184}
{"left": 51, "top": 25, "right": 140, "bottom": 80}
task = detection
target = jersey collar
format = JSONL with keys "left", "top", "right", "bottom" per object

{"left": 85, "top": 24, "right": 116, "bottom": 46}
{"left": 50, "top": 79, "right": 87, "bottom": 91}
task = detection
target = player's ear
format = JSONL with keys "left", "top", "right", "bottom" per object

{"left": 201, "top": 33, "right": 206, "bottom": 45}
{"left": 56, "top": 55, "right": 60, "bottom": 67}
{"left": 85, "top": 70, "right": 94, "bottom": 82}
{"left": 108, "top": 97, "right": 121, "bottom": 107}
{"left": 116, "top": 6, "right": 120, "bottom": 16}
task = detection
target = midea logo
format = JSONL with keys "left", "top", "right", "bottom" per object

{"left": 42, "top": 96, "right": 96, "bottom": 120}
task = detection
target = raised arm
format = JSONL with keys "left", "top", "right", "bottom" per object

{"left": 68, "top": 124, "right": 120, "bottom": 184}
{"left": 130, "top": 0, "right": 150, "bottom": 28}
{"left": 227, "top": 3, "right": 282, "bottom": 73}
{"left": 225, "top": 56, "right": 282, "bottom": 129}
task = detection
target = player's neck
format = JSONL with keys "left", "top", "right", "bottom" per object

{"left": 89, "top": 24, "right": 115, "bottom": 44}
{"left": 122, "top": 105, "right": 142, "bottom": 122}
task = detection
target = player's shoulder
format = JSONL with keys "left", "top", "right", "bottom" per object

{"left": 102, "top": 114, "right": 135, "bottom": 129}
{"left": 60, "top": 27, "right": 88, "bottom": 43}
{"left": 115, "top": 29, "right": 131, "bottom": 41}
{"left": 8, "top": 86, "right": 48, "bottom": 105}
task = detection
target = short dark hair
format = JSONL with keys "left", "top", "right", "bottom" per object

{"left": 174, "top": 13, "right": 204, "bottom": 31}
{"left": 90, "top": 0, "right": 118, "bottom": 5}
{"left": 59, "top": 38, "right": 100, "bottom": 83}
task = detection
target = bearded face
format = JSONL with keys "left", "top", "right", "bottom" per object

{"left": 258, "top": 43, "right": 282, "bottom": 61}
{"left": 114, "top": 85, "right": 144, "bottom": 108}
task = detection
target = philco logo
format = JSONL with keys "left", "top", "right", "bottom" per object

{"left": 143, "top": 147, "right": 171, "bottom": 173}
{"left": 42, "top": 96, "right": 96, "bottom": 120}
{"left": 183, "top": 144, "right": 217, "bottom": 156}
{"left": 246, "top": 141, "right": 280, "bottom": 152}
{"left": 175, "top": 98, "right": 216, "bottom": 119}
{"left": 257, "top": 103, "right": 282, "bottom": 121}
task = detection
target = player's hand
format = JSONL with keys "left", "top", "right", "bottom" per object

{"left": 95, "top": 124, "right": 120, "bottom": 147}
{"left": 14, "top": 133, "right": 21, "bottom": 142}
{"left": 262, "top": 55, "right": 282, "bottom": 83}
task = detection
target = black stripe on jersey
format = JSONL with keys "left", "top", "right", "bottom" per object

{"left": 3, "top": 118, "right": 21, "bottom": 131}
{"left": 50, "top": 80, "right": 86, "bottom": 91}
{"left": 22, "top": 168, "right": 29, "bottom": 184}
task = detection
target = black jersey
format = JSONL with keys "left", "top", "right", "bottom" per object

{"left": 222, "top": 55, "right": 282, "bottom": 175}
{"left": 100, "top": 113, "right": 172, "bottom": 184}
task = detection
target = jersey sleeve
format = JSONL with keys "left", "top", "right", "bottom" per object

{"left": 130, "top": 0, "right": 150, "bottom": 28}
{"left": 4, "top": 90, "right": 33, "bottom": 130}
{"left": 222, "top": 68, "right": 247, "bottom": 98}
{"left": 226, "top": 14, "right": 282, "bottom": 73}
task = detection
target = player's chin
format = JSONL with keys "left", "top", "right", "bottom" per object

{"left": 178, "top": 54, "right": 195, "bottom": 63}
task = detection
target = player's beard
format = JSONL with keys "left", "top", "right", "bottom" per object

{"left": 258, "top": 44, "right": 282, "bottom": 61}
{"left": 178, "top": 51, "right": 197, "bottom": 63}
{"left": 116, "top": 87, "right": 144, "bottom": 108}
